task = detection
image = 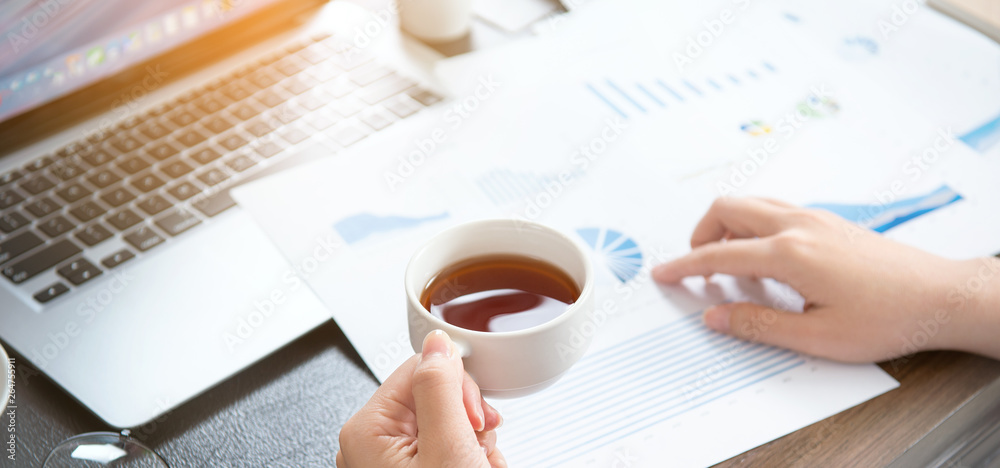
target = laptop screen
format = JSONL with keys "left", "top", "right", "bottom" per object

{"left": 0, "top": 0, "right": 280, "bottom": 124}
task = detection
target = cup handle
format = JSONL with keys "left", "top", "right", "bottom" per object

{"left": 452, "top": 338, "right": 472, "bottom": 358}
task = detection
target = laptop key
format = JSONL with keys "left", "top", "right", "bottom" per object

{"left": 278, "top": 126, "right": 309, "bottom": 145}
{"left": 137, "top": 195, "right": 171, "bottom": 215}
{"left": 0, "top": 190, "right": 24, "bottom": 210}
{"left": 26, "top": 197, "right": 61, "bottom": 218}
{"left": 0, "top": 231, "right": 44, "bottom": 264}
{"left": 75, "top": 223, "right": 113, "bottom": 246}
{"left": 20, "top": 175, "right": 56, "bottom": 195}
{"left": 245, "top": 118, "right": 277, "bottom": 137}
{"left": 358, "top": 74, "right": 417, "bottom": 105}
{"left": 283, "top": 75, "right": 316, "bottom": 95}
{"left": 107, "top": 209, "right": 142, "bottom": 231}
{"left": 123, "top": 225, "right": 165, "bottom": 252}
{"left": 33, "top": 282, "right": 70, "bottom": 304}
{"left": 101, "top": 249, "right": 135, "bottom": 269}
{"left": 194, "top": 95, "right": 229, "bottom": 114}
{"left": 50, "top": 160, "right": 85, "bottom": 181}
{"left": 24, "top": 157, "right": 54, "bottom": 172}
{"left": 192, "top": 190, "right": 236, "bottom": 217}
{"left": 385, "top": 94, "right": 422, "bottom": 118}
{"left": 0, "top": 190, "right": 24, "bottom": 209}
{"left": 407, "top": 88, "right": 444, "bottom": 106}
{"left": 117, "top": 155, "right": 152, "bottom": 175}
{"left": 56, "top": 183, "right": 92, "bottom": 203}
{"left": 274, "top": 56, "right": 308, "bottom": 76}
{"left": 254, "top": 141, "right": 284, "bottom": 159}
{"left": 80, "top": 149, "right": 114, "bottom": 168}
{"left": 167, "top": 181, "right": 200, "bottom": 201}
{"left": 131, "top": 173, "right": 165, "bottom": 193}
{"left": 87, "top": 170, "right": 122, "bottom": 189}
{"left": 229, "top": 103, "right": 259, "bottom": 121}
{"left": 57, "top": 258, "right": 103, "bottom": 286}
{"left": 197, "top": 168, "right": 230, "bottom": 187}
{"left": 108, "top": 135, "right": 143, "bottom": 154}
{"left": 273, "top": 103, "right": 307, "bottom": 124}
{"left": 146, "top": 142, "right": 180, "bottom": 161}
{"left": 225, "top": 154, "right": 258, "bottom": 172}
{"left": 203, "top": 115, "right": 236, "bottom": 134}
{"left": 175, "top": 128, "right": 209, "bottom": 147}
{"left": 155, "top": 208, "right": 201, "bottom": 237}
{"left": 190, "top": 148, "right": 222, "bottom": 165}
{"left": 219, "top": 81, "right": 257, "bottom": 101}
{"left": 1, "top": 170, "right": 24, "bottom": 186}
{"left": 247, "top": 69, "right": 281, "bottom": 89}
{"left": 255, "top": 90, "right": 286, "bottom": 108}
{"left": 160, "top": 159, "right": 193, "bottom": 179}
{"left": 218, "top": 133, "right": 248, "bottom": 151}
{"left": 2, "top": 239, "right": 81, "bottom": 284}
{"left": 70, "top": 201, "right": 106, "bottom": 222}
{"left": 100, "top": 186, "right": 137, "bottom": 207}
{"left": 39, "top": 215, "right": 74, "bottom": 237}
{"left": 139, "top": 122, "right": 172, "bottom": 141}
{"left": 169, "top": 108, "right": 204, "bottom": 127}
{"left": 0, "top": 211, "right": 29, "bottom": 233}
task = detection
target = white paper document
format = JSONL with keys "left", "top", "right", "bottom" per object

{"left": 230, "top": 0, "right": 1000, "bottom": 466}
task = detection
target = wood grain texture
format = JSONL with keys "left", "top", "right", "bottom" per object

{"left": 713, "top": 352, "right": 1000, "bottom": 467}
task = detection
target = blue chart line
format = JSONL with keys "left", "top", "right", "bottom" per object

{"left": 501, "top": 313, "right": 806, "bottom": 466}
{"left": 333, "top": 212, "right": 449, "bottom": 244}
{"left": 586, "top": 60, "right": 777, "bottom": 118}
{"left": 808, "top": 185, "right": 962, "bottom": 233}
{"left": 959, "top": 112, "right": 1000, "bottom": 153}
{"left": 585, "top": 83, "right": 627, "bottom": 119}
{"left": 636, "top": 83, "right": 665, "bottom": 108}
{"left": 606, "top": 79, "right": 647, "bottom": 114}
{"left": 683, "top": 79, "right": 704, "bottom": 96}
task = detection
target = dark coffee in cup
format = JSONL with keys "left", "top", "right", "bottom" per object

{"left": 420, "top": 254, "right": 581, "bottom": 333}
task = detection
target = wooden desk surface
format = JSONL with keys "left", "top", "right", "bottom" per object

{"left": 716, "top": 353, "right": 1000, "bottom": 466}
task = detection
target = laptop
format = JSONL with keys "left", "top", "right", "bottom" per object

{"left": 0, "top": 0, "right": 443, "bottom": 428}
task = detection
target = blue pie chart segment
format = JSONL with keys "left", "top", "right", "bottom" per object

{"left": 577, "top": 227, "right": 644, "bottom": 283}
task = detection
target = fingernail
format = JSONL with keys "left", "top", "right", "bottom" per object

{"left": 496, "top": 410, "right": 504, "bottom": 429}
{"left": 422, "top": 330, "right": 452, "bottom": 359}
{"left": 704, "top": 305, "right": 732, "bottom": 334}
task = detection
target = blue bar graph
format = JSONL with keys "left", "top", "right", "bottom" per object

{"left": 586, "top": 60, "right": 778, "bottom": 119}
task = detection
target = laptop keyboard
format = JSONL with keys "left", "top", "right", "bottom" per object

{"left": 0, "top": 33, "right": 442, "bottom": 304}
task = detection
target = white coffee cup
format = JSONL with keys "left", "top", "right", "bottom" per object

{"left": 398, "top": 0, "right": 472, "bottom": 43}
{"left": 405, "top": 219, "right": 595, "bottom": 397}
